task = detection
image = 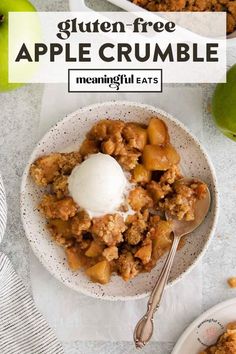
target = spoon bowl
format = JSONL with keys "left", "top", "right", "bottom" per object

{"left": 166, "top": 178, "right": 211, "bottom": 238}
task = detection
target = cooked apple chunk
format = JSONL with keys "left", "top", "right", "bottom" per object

{"left": 132, "top": 164, "right": 152, "bottom": 184}
{"left": 151, "top": 220, "right": 173, "bottom": 250}
{"left": 143, "top": 144, "right": 180, "bottom": 171}
{"left": 147, "top": 117, "right": 170, "bottom": 145}
{"left": 85, "top": 241, "right": 104, "bottom": 257}
{"left": 66, "top": 247, "right": 83, "bottom": 271}
{"left": 48, "top": 219, "right": 71, "bottom": 239}
{"left": 86, "top": 260, "right": 111, "bottom": 284}
{"left": 135, "top": 241, "right": 152, "bottom": 265}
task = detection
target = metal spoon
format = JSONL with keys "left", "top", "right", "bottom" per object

{"left": 134, "top": 178, "right": 211, "bottom": 349}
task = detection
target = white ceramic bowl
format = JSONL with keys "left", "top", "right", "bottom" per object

{"left": 70, "top": 0, "right": 236, "bottom": 46}
{"left": 21, "top": 101, "right": 219, "bottom": 301}
{"left": 172, "top": 298, "right": 236, "bottom": 354}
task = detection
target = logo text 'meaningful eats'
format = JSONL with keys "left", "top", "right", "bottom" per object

{"left": 75, "top": 74, "right": 159, "bottom": 91}
{"left": 68, "top": 70, "right": 162, "bottom": 93}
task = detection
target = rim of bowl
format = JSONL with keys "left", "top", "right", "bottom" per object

{"left": 21, "top": 100, "right": 219, "bottom": 301}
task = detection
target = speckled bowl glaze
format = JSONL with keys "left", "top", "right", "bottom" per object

{"left": 0, "top": 175, "right": 7, "bottom": 243}
{"left": 21, "top": 101, "right": 219, "bottom": 301}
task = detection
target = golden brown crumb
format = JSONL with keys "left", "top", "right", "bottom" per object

{"left": 117, "top": 149, "right": 141, "bottom": 171}
{"left": 160, "top": 165, "right": 182, "bottom": 184}
{"left": 149, "top": 215, "right": 161, "bottom": 226}
{"left": 122, "top": 123, "right": 147, "bottom": 151}
{"left": 117, "top": 250, "right": 141, "bottom": 281}
{"left": 92, "top": 214, "right": 126, "bottom": 246}
{"left": 71, "top": 210, "right": 91, "bottom": 236}
{"left": 79, "top": 238, "right": 92, "bottom": 251}
{"left": 124, "top": 211, "right": 148, "bottom": 245}
{"left": 128, "top": 187, "right": 153, "bottom": 211}
{"left": 101, "top": 139, "right": 116, "bottom": 155}
{"left": 174, "top": 181, "right": 195, "bottom": 198}
{"left": 147, "top": 180, "right": 172, "bottom": 203}
{"left": 107, "top": 120, "right": 125, "bottom": 137}
{"left": 159, "top": 180, "right": 207, "bottom": 221}
{"left": 112, "top": 140, "right": 127, "bottom": 156}
{"left": 30, "top": 153, "right": 62, "bottom": 186}
{"left": 87, "top": 120, "right": 124, "bottom": 141}
{"left": 147, "top": 165, "right": 182, "bottom": 203}
{"left": 30, "top": 152, "right": 81, "bottom": 187}
{"left": 191, "top": 182, "right": 208, "bottom": 200}
{"left": 87, "top": 120, "right": 109, "bottom": 140}
{"left": 103, "top": 246, "right": 119, "bottom": 261}
{"left": 59, "top": 151, "right": 82, "bottom": 174}
{"left": 39, "top": 195, "right": 77, "bottom": 221}
{"left": 228, "top": 277, "right": 236, "bottom": 288}
{"left": 160, "top": 193, "right": 195, "bottom": 221}
{"left": 227, "top": 322, "right": 236, "bottom": 330}
{"left": 79, "top": 139, "right": 99, "bottom": 157}
{"left": 227, "top": 13, "right": 236, "bottom": 34}
{"left": 52, "top": 175, "right": 68, "bottom": 198}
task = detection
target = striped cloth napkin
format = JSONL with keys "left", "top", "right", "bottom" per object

{"left": 0, "top": 175, "right": 7, "bottom": 244}
{"left": 0, "top": 176, "right": 64, "bottom": 354}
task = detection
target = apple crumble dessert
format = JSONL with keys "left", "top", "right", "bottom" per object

{"left": 199, "top": 322, "right": 236, "bottom": 354}
{"left": 30, "top": 117, "right": 207, "bottom": 284}
{"left": 131, "top": 0, "right": 236, "bottom": 34}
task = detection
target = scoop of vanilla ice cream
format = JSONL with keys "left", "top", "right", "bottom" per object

{"left": 68, "top": 153, "right": 128, "bottom": 217}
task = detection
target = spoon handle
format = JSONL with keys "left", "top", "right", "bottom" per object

{"left": 134, "top": 234, "right": 180, "bottom": 349}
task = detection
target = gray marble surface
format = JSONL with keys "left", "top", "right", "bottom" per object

{"left": 0, "top": 0, "right": 236, "bottom": 353}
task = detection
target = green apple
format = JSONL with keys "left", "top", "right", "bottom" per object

{"left": 0, "top": 0, "right": 36, "bottom": 92}
{"left": 212, "top": 64, "right": 236, "bottom": 142}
